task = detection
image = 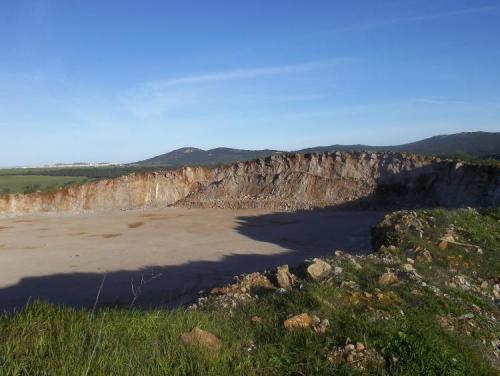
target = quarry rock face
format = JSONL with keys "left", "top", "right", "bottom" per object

{"left": 0, "top": 152, "right": 499, "bottom": 216}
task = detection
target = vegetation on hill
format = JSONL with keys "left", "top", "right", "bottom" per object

{"left": 135, "top": 147, "right": 280, "bottom": 167}
{"left": 393, "top": 132, "right": 500, "bottom": 157}
{"left": 297, "top": 132, "right": 500, "bottom": 158}
{"left": 0, "top": 207, "right": 498, "bottom": 374}
{"left": 135, "top": 132, "right": 500, "bottom": 167}
{"left": 441, "top": 153, "right": 500, "bottom": 166}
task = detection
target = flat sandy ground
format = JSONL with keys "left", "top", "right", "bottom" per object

{"left": 0, "top": 207, "right": 384, "bottom": 310}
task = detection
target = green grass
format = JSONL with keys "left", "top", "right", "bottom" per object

{"left": 0, "top": 165, "right": 167, "bottom": 179}
{"left": 0, "top": 175, "right": 89, "bottom": 195}
{"left": 0, "top": 208, "right": 498, "bottom": 375}
{"left": 0, "top": 165, "right": 170, "bottom": 196}
{"left": 1, "top": 293, "right": 495, "bottom": 375}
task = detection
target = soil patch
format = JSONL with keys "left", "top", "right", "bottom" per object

{"left": 128, "top": 222, "right": 144, "bottom": 229}
{"left": 102, "top": 233, "right": 121, "bottom": 239}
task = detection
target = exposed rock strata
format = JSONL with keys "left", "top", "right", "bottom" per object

{"left": 0, "top": 152, "right": 498, "bottom": 216}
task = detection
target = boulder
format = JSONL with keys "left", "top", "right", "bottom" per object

{"left": 379, "top": 272, "right": 398, "bottom": 286}
{"left": 250, "top": 315, "right": 262, "bottom": 323}
{"left": 437, "top": 234, "right": 455, "bottom": 251}
{"left": 312, "top": 316, "right": 330, "bottom": 334}
{"left": 180, "top": 327, "right": 221, "bottom": 352}
{"left": 458, "top": 313, "right": 474, "bottom": 320}
{"left": 276, "top": 265, "right": 296, "bottom": 290}
{"left": 416, "top": 249, "right": 432, "bottom": 262}
{"left": 333, "top": 266, "right": 343, "bottom": 275}
{"left": 307, "top": 259, "right": 332, "bottom": 281}
{"left": 402, "top": 264, "right": 415, "bottom": 272}
{"left": 437, "top": 240, "right": 448, "bottom": 251}
{"left": 283, "top": 313, "right": 312, "bottom": 330}
{"left": 387, "top": 245, "right": 398, "bottom": 253}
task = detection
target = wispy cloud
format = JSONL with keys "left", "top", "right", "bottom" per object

{"left": 312, "top": 5, "right": 500, "bottom": 36}
{"left": 414, "top": 96, "right": 466, "bottom": 106}
{"left": 401, "top": 5, "right": 500, "bottom": 23}
{"left": 0, "top": 57, "right": 350, "bottom": 125}
{"left": 147, "top": 58, "right": 350, "bottom": 88}
{"left": 120, "top": 58, "right": 350, "bottom": 118}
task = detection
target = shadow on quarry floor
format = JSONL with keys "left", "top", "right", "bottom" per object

{"left": 234, "top": 209, "right": 385, "bottom": 257}
{"left": 0, "top": 209, "right": 386, "bottom": 313}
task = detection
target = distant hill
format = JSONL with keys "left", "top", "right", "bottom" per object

{"left": 389, "top": 132, "right": 500, "bottom": 156}
{"left": 135, "top": 147, "right": 280, "bottom": 167}
{"left": 134, "top": 132, "right": 500, "bottom": 167}
{"left": 298, "top": 132, "right": 500, "bottom": 156}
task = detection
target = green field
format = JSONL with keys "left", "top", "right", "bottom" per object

{"left": 0, "top": 165, "right": 167, "bottom": 196}
{"left": 0, "top": 175, "right": 89, "bottom": 195}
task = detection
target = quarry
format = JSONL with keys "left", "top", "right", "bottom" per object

{"left": 3, "top": 3, "right": 498, "bottom": 371}
{"left": 1, "top": 151, "right": 499, "bottom": 216}
{"left": 0, "top": 151, "right": 498, "bottom": 310}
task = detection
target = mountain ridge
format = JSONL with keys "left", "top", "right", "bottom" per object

{"left": 135, "top": 131, "right": 500, "bottom": 167}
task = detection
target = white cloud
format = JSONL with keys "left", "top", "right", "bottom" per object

{"left": 402, "top": 5, "right": 500, "bottom": 22}
{"left": 414, "top": 96, "right": 466, "bottom": 106}
{"left": 312, "top": 5, "right": 500, "bottom": 36}
{"left": 160, "top": 58, "right": 346, "bottom": 86}
{"left": 119, "top": 58, "right": 349, "bottom": 119}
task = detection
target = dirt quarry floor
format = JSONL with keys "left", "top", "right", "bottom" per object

{"left": 0, "top": 207, "right": 384, "bottom": 311}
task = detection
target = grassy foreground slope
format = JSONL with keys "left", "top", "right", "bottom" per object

{"left": 0, "top": 208, "right": 499, "bottom": 375}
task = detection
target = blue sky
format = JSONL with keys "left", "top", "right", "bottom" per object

{"left": 1, "top": 0, "right": 499, "bottom": 166}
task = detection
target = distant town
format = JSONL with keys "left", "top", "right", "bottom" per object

{"left": 14, "top": 162, "right": 122, "bottom": 169}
